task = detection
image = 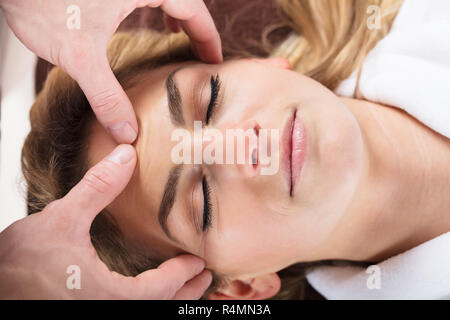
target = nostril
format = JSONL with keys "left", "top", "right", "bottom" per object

{"left": 251, "top": 125, "right": 260, "bottom": 168}
{"left": 253, "top": 124, "right": 260, "bottom": 136}
{"left": 251, "top": 147, "right": 258, "bottom": 166}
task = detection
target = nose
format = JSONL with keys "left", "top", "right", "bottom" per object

{"left": 232, "top": 119, "right": 261, "bottom": 178}
{"left": 200, "top": 119, "right": 261, "bottom": 178}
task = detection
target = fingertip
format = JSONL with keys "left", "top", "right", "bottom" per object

{"left": 192, "top": 40, "right": 223, "bottom": 64}
{"left": 106, "top": 144, "right": 136, "bottom": 165}
{"left": 212, "top": 48, "right": 224, "bottom": 64}
{"left": 61, "top": 145, "right": 137, "bottom": 233}
{"left": 171, "top": 269, "right": 214, "bottom": 300}
{"left": 77, "top": 60, "right": 139, "bottom": 144}
{"left": 179, "top": 254, "right": 206, "bottom": 274}
{"left": 196, "top": 259, "right": 206, "bottom": 275}
{"left": 203, "top": 269, "right": 213, "bottom": 286}
{"left": 107, "top": 121, "right": 138, "bottom": 144}
{"left": 189, "top": 255, "right": 206, "bottom": 275}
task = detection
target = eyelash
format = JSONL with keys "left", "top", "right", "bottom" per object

{"left": 200, "top": 74, "right": 220, "bottom": 232}
{"left": 202, "top": 176, "right": 213, "bottom": 232}
{"left": 205, "top": 74, "right": 221, "bottom": 124}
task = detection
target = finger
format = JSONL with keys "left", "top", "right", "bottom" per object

{"left": 73, "top": 56, "right": 138, "bottom": 144}
{"left": 179, "top": 9, "right": 223, "bottom": 65}
{"left": 60, "top": 145, "right": 137, "bottom": 234}
{"left": 130, "top": 254, "right": 206, "bottom": 299}
{"left": 146, "top": 0, "right": 223, "bottom": 63}
{"left": 172, "top": 269, "right": 213, "bottom": 300}
{"left": 163, "top": 14, "right": 182, "bottom": 33}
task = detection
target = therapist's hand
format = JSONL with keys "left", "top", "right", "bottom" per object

{"left": 0, "top": 145, "right": 212, "bottom": 299}
{"left": 0, "top": 0, "right": 222, "bottom": 144}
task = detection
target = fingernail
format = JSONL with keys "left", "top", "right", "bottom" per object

{"left": 108, "top": 121, "right": 137, "bottom": 144}
{"left": 107, "top": 145, "right": 135, "bottom": 165}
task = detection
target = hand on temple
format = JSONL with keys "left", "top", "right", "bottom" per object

{"left": 0, "top": 0, "right": 223, "bottom": 143}
{"left": 0, "top": 145, "right": 212, "bottom": 299}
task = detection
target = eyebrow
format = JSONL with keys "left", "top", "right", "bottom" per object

{"left": 158, "top": 165, "right": 183, "bottom": 244}
{"left": 166, "top": 67, "right": 185, "bottom": 127}
{"left": 157, "top": 67, "right": 188, "bottom": 245}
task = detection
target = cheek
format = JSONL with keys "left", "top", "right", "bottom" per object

{"left": 204, "top": 196, "right": 295, "bottom": 276}
{"left": 206, "top": 232, "right": 276, "bottom": 277}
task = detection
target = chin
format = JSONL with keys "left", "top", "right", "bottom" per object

{"left": 293, "top": 98, "right": 365, "bottom": 244}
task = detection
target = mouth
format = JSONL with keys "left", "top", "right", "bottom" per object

{"left": 282, "top": 109, "right": 307, "bottom": 196}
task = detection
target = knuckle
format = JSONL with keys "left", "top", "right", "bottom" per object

{"left": 82, "top": 165, "right": 114, "bottom": 195}
{"left": 161, "top": 275, "right": 184, "bottom": 299}
{"left": 161, "top": 281, "right": 178, "bottom": 300}
{"left": 90, "top": 89, "right": 122, "bottom": 117}
{"left": 168, "top": 256, "right": 187, "bottom": 271}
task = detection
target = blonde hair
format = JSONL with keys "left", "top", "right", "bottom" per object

{"left": 22, "top": 0, "right": 402, "bottom": 299}
{"left": 271, "top": 0, "right": 403, "bottom": 91}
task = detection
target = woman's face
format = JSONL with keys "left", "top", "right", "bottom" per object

{"left": 88, "top": 58, "right": 364, "bottom": 282}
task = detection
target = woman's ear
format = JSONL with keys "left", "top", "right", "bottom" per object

{"left": 250, "top": 57, "right": 291, "bottom": 70}
{"left": 208, "top": 273, "right": 281, "bottom": 300}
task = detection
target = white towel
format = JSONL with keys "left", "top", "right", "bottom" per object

{"left": 308, "top": 0, "right": 450, "bottom": 299}
{"left": 336, "top": 0, "right": 450, "bottom": 139}
{"left": 306, "top": 232, "right": 450, "bottom": 299}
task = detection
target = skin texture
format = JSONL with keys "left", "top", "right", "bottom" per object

{"left": 0, "top": 145, "right": 213, "bottom": 299}
{"left": 0, "top": 0, "right": 222, "bottom": 143}
{"left": 87, "top": 58, "right": 450, "bottom": 299}
{"left": 0, "top": 0, "right": 221, "bottom": 299}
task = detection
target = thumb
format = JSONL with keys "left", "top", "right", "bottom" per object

{"left": 59, "top": 144, "right": 137, "bottom": 235}
{"left": 73, "top": 55, "right": 138, "bottom": 144}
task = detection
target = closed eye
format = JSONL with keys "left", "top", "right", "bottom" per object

{"left": 202, "top": 176, "right": 213, "bottom": 231}
{"left": 205, "top": 74, "right": 221, "bottom": 124}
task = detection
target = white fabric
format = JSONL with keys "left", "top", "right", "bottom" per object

{"left": 336, "top": 0, "right": 450, "bottom": 138}
{"left": 307, "top": 231, "right": 450, "bottom": 300}
{"left": 307, "top": 0, "right": 450, "bottom": 299}
{"left": 0, "top": 18, "right": 35, "bottom": 232}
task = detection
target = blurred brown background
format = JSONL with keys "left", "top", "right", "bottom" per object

{"left": 36, "top": 0, "right": 289, "bottom": 93}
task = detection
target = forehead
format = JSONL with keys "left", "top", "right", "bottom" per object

{"left": 86, "top": 63, "right": 180, "bottom": 176}
{"left": 85, "top": 62, "right": 189, "bottom": 257}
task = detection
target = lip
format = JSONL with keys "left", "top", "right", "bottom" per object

{"left": 282, "top": 109, "right": 307, "bottom": 196}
